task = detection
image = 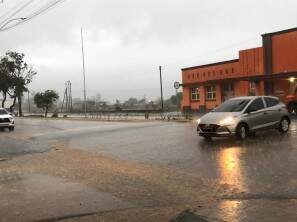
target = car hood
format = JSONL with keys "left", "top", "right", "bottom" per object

{"left": 200, "top": 112, "right": 240, "bottom": 125}
{"left": 0, "top": 114, "right": 13, "bottom": 118}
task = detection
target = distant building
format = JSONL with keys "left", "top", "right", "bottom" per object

{"left": 181, "top": 27, "right": 297, "bottom": 112}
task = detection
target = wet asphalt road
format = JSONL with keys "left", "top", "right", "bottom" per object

{"left": 1, "top": 117, "right": 297, "bottom": 221}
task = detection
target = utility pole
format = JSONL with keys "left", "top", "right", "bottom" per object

{"left": 69, "top": 81, "right": 72, "bottom": 112}
{"left": 61, "top": 81, "right": 73, "bottom": 113}
{"left": 65, "top": 82, "right": 69, "bottom": 112}
{"left": 159, "top": 66, "right": 164, "bottom": 112}
{"left": 81, "top": 28, "right": 87, "bottom": 117}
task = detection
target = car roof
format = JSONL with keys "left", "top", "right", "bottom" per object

{"left": 229, "top": 96, "right": 279, "bottom": 100}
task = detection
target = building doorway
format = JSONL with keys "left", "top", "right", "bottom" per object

{"left": 222, "top": 83, "right": 234, "bottom": 101}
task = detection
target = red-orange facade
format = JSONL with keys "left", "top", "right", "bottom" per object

{"left": 181, "top": 27, "right": 297, "bottom": 112}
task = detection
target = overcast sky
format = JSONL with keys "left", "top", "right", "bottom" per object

{"left": 0, "top": 0, "right": 297, "bottom": 102}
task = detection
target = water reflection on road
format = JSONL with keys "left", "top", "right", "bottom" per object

{"left": 218, "top": 147, "right": 246, "bottom": 192}
{"left": 1, "top": 118, "right": 297, "bottom": 221}
{"left": 51, "top": 119, "right": 297, "bottom": 197}
{"left": 216, "top": 148, "right": 245, "bottom": 222}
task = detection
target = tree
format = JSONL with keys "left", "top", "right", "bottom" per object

{"left": 115, "top": 99, "right": 121, "bottom": 111}
{"left": 0, "top": 56, "right": 14, "bottom": 108}
{"left": 34, "top": 90, "right": 59, "bottom": 117}
{"left": 123, "top": 97, "right": 138, "bottom": 108}
{"left": 168, "top": 92, "right": 183, "bottom": 107}
{"left": 0, "top": 51, "right": 36, "bottom": 115}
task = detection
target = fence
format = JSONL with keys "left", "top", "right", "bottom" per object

{"left": 23, "top": 111, "right": 191, "bottom": 121}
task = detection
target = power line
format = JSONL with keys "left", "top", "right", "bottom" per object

{"left": 0, "top": 1, "right": 25, "bottom": 21}
{"left": 0, "top": 0, "right": 68, "bottom": 32}
{"left": 10, "top": 0, "right": 49, "bottom": 19}
{"left": 0, "top": 0, "right": 35, "bottom": 26}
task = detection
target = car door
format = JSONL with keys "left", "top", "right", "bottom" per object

{"left": 244, "top": 97, "right": 266, "bottom": 130}
{"left": 263, "top": 97, "right": 282, "bottom": 126}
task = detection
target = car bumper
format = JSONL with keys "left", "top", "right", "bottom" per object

{"left": 197, "top": 125, "right": 235, "bottom": 137}
{"left": 0, "top": 122, "right": 14, "bottom": 128}
{"left": 198, "top": 131, "right": 234, "bottom": 137}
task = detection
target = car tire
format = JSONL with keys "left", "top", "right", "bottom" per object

{"left": 236, "top": 123, "right": 248, "bottom": 140}
{"left": 279, "top": 117, "right": 290, "bottom": 133}
{"left": 9, "top": 127, "right": 14, "bottom": 131}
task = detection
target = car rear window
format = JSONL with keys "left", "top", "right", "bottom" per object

{"left": 264, "top": 97, "right": 279, "bottom": 108}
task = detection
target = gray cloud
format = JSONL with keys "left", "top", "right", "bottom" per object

{"left": 0, "top": 0, "right": 297, "bottom": 102}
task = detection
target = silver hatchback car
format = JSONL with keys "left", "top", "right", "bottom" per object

{"left": 197, "top": 96, "right": 290, "bottom": 140}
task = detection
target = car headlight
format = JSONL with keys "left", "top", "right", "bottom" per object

{"left": 9, "top": 117, "right": 14, "bottom": 122}
{"left": 196, "top": 119, "right": 201, "bottom": 124}
{"left": 219, "top": 117, "right": 234, "bottom": 126}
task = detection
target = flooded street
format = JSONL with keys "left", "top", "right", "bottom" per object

{"left": 0, "top": 118, "right": 297, "bottom": 221}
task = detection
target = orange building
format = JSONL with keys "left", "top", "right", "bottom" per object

{"left": 181, "top": 27, "right": 297, "bottom": 112}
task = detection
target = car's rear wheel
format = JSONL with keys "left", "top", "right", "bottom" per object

{"left": 279, "top": 117, "right": 290, "bottom": 133}
{"left": 236, "top": 123, "right": 248, "bottom": 140}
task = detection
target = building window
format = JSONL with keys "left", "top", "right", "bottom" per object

{"left": 188, "top": 74, "right": 190, "bottom": 79}
{"left": 192, "top": 73, "right": 195, "bottom": 79}
{"left": 206, "top": 85, "right": 216, "bottom": 100}
{"left": 226, "top": 69, "right": 229, "bottom": 74}
{"left": 191, "top": 88, "right": 200, "bottom": 101}
{"left": 220, "top": 70, "right": 223, "bottom": 75}
{"left": 212, "top": 71, "right": 215, "bottom": 76}
{"left": 249, "top": 81, "right": 256, "bottom": 96}
{"left": 231, "top": 68, "right": 234, "bottom": 73}
{"left": 196, "top": 73, "right": 199, "bottom": 78}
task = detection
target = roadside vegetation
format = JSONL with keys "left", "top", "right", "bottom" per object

{"left": 34, "top": 90, "right": 59, "bottom": 117}
{"left": 0, "top": 51, "right": 36, "bottom": 116}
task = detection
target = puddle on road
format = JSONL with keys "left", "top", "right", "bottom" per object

{"left": 179, "top": 199, "right": 297, "bottom": 222}
{"left": 0, "top": 137, "right": 53, "bottom": 158}
{"left": 0, "top": 174, "right": 134, "bottom": 222}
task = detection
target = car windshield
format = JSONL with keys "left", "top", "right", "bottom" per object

{"left": 213, "top": 99, "right": 250, "bottom": 112}
{"left": 0, "top": 109, "right": 8, "bottom": 115}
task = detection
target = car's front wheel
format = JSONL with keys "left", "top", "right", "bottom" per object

{"left": 203, "top": 136, "right": 212, "bottom": 141}
{"left": 279, "top": 117, "right": 290, "bottom": 133}
{"left": 8, "top": 126, "right": 14, "bottom": 131}
{"left": 236, "top": 123, "right": 248, "bottom": 140}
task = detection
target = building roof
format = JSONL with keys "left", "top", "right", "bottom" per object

{"left": 181, "top": 59, "right": 239, "bottom": 71}
{"left": 182, "top": 27, "right": 297, "bottom": 72}
{"left": 262, "top": 27, "right": 297, "bottom": 37}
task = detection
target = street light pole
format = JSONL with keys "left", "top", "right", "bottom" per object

{"left": 159, "top": 66, "right": 164, "bottom": 112}
{"left": 81, "top": 28, "right": 87, "bottom": 118}
{"left": 0, "top": 17, "right": 26, "bottom": 31}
